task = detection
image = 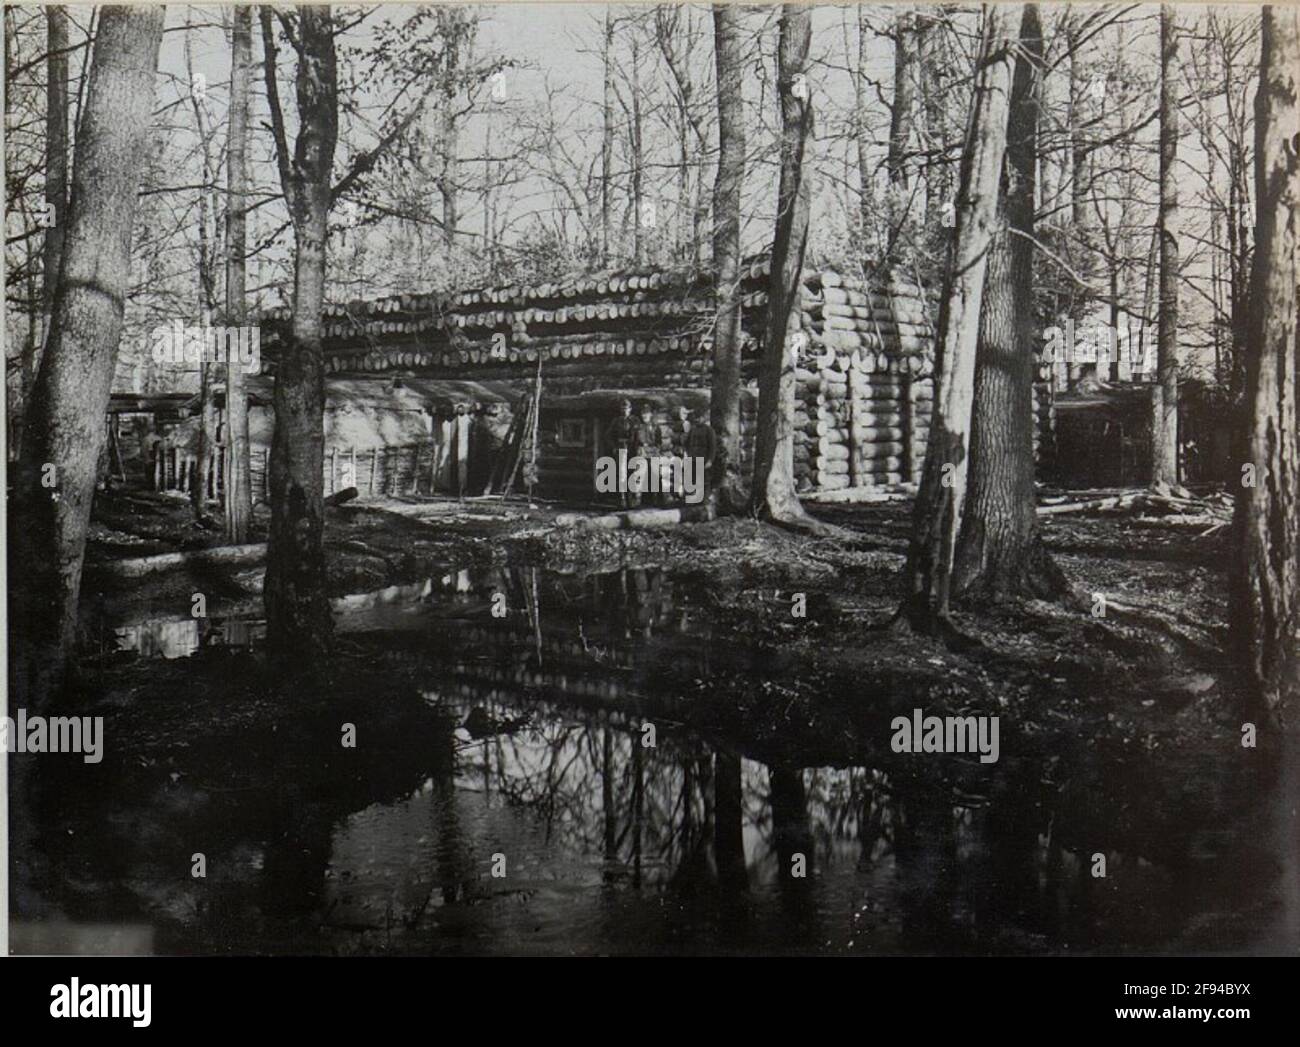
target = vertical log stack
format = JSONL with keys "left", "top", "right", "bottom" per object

{"left": 797, "top": 271, "right": 937, "bottom": 492}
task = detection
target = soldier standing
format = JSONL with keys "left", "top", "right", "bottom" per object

{"left": 682, "top": 405, "right": 717, "bottom": 503}
{"left": 607, "top": 398, "right": 636, "bottom": 508}
{"left": 631, "top": 403, "right": 656, "bottom": 507}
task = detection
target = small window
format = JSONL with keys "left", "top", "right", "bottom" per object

{"left": 556, "top": 418, "right": 587, "bottom": 448}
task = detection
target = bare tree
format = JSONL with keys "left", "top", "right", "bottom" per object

{"left": 751, "top": 4, "right": 820, "bottom": 529}
{"left": 900, "top": 3, "right": 1020, "bottom": 631}
{"left": 13, "top": 6, "right": 165, "bottom": 703}
{"left": 1151, "top": 4, "right": 1181, "bottom": 490}
{"left": 183, "top": 16, "right": 220, "bottom": 521}
{"left": 36, "top": 5, "right": 68, "bottom": 399}
{"left": 710, "top": 2, "right": 746, "bottom": 514}
{"left": 1230, "top": 4, "right": 1298, "bottom": 711}
{"left": 654, "top": 6, "right": 709, "bottom": 268}
{"left": 260, "top": 6, "right": 340, "bottom": 660}
{"left": 954, "top": 4, "right": 1067, "bottom": 602}
{"left": 602, "top": 10, "right": 615, "bottom": 265}
{"left": 258, "top": 5, "right": 460, "bottom": 657}
{"left": 853, "top": 6, "right": 877, "bottom": 248}
{"left": 225, "top": 4, "right": 254, "bottom": 542}
{"left": 886, "top": 4, "right": 918, "bottom": 188}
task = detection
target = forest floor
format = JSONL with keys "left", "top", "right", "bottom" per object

{"left": 76, "top": 483, "right": 1259, "bottom": 774}
{"left": 13, "top": 481, "right": 1270, "bottom": 938}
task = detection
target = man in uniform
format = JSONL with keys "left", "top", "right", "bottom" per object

{"left": 681, "top": 405, "right": 717, "bottom": 504}
{"left": 606, "top": 399, "right": 636, "bottom": 508}
{"left": 631, "top": 404, "right": 657, "bottom": 507}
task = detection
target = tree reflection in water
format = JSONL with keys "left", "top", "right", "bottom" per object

{"left": 25, "top": 562, "right": 1287, "bottom": 955}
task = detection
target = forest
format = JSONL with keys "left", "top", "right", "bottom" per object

{"left": 3, "top": 2, "right": 1298, "bottom": 958}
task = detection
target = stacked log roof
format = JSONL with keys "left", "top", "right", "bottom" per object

{"left": 258, "top": 255, "right": 940, "bottom": 378}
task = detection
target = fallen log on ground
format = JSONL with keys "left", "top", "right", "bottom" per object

{"left": 1037, "top": 488, "right": 1233, "bottom": 521}
{"left": 1037, "top": 494, "right": 1137, "bottom": 515}
{"left": 802, "top": 485, "right": 915, "bottom": 504}
{"left": 95, "top": 542, "right": 268, "bottom": 578}
{"left": 554, "top": 505, "right": 714, "bottom": 530}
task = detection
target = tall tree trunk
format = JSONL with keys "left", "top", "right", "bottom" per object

{"left": 224, "top": 4, "right": 253, "bottom": 543}
{"left": 1230, "top": 5, "right": 1299, "bottom": 711}
{"left": 1066, "top": 18, "right": 1094, "bottom": 275}
{"left": 631, "top": 33, "right": 645, "bottom": 266}
{"left": 12, "top": 6, "right": 165, "bottom": 705}
{"left": 886, "top": 5, "right": 916, "bottom": 187}
{"left": 752, "top": 5, "right": 818, "bottom": 528}
{"left": 1139, "top": 220, "right": 1159, "bottom": 375}
{"left": 260, "top": 7, "right": 337, "bottom": 661}
{"left": 900, "top": 4, "right": 1019, "bottom": 631}
{"left": 1151, "top": 5, "right": 1181, "bottom": 489}
{"left": 953, "top": 4, "right": 1066, "bottom": 602}
{"left": 185, "top": 19, "right": 217, "bottom": 521}
{"left": 441, "top": 36, "right": 460, "bottom": 255}
{"left": 855, "top": 7, "right": 875, "bottom": 247}
{"left": 33, "top": 5, "right": 69, "bottom": 402}
{"left": 884, "top": 5, "right": 919, "bottom": 268}
{"left": 710, "top": 2, "right": 746, "bottom": 514}
{"left": 602, "top": 11, "right": 614, "bottom": 266}
{"left": 668, "top": 103, "right": 688, "bottom": 262}
{"left": 917, "top": 13, "right": 948, "bottom": 224}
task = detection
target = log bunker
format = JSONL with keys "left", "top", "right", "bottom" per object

{"left": 251, "top": 255, "right": 967, "bottom": 505}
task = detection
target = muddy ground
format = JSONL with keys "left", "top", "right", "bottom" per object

{"left": 10, "top": 483, "right": 1276, "bottom": 954}
{"left": 77, "top": 486, "right": 1253, "bottom": 771}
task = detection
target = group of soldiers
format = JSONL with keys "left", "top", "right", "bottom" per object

{"left": 605, "top": 398, "right": 717, "bottom": 508}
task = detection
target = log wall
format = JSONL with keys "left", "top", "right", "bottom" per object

{"left": 257, "top": 261, "right": 1063, "bottom": 501}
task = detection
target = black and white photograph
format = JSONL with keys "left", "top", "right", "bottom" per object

{"left": 1, "top": 0, "right": 1297, "bottom": 997}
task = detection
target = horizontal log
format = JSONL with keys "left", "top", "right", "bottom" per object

{"left": 795, "top": 440, "right": 849, "bottom": 461}
{"left": 853, "top": 441, "right": 906, "bottom": 459}
{"left": 850, "top": 425, "right": 906, "bottom": 441}
{"left": 857, "top": 471, "right": 905, "bottom": 486}
{"left": 555, "top": 506, "right": 713, "bottom": 530}
{"left": 802, "top": 484, "right": 914, "bottom": 503}
{"left": 96, "top": 542, "right": 268, "bottom": 579}
{"left": 853, "top": 456, "right": 906, "bottom": 473}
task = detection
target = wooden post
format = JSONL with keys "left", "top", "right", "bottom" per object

{"left": 328, "top": 447, "right": 336, "bottom": 497}
{"left": 370, "top": 447, "right": 378, "bottom": 496}
{"left": 847, "top": 363, "right": 861, "bottom": 487}
{"left": 457, "top": 415, "right": 471, "bottom": 497}
{"left": 409, "top": 444, "right": 420, "bottom": 495}
{"left": 348, "top": 446, "right": 356, "bottom": 491}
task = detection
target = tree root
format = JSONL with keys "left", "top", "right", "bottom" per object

{"left": 757, "top": 500, "right": 853, "bottom": 540}
{"left": 872, "top": 601, "right": 988, "bottom": 654}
